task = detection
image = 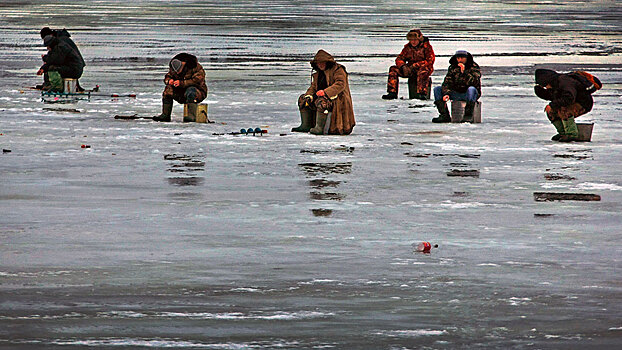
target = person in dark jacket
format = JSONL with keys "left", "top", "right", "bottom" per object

{"left": 432, "top": 50, "right": 481, "bottom": 123}
{"left": 154, "top": 53, "right": 208, "bottom": 122}
{"left": 534, "top": 68, "right": 593, "bottom": 142}
{"left": 382, "top": 29, "right": 435, "bottom": 100}
{"left": 36, "top": 35, "right": 84, "bottom": 92}
{"left": 37, "top": 27, "right": 86, "bottom": 91}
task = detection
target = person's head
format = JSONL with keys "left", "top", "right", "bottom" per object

{"left": 170, "top": 59, "right": 185, "bottom": 73}
{"left": 454, "top": 50, "right": 469, "bottom": 64}
{"left": 43, "top": 35, "right": 57, "bottom": 49}
{"left": 406, "top": 29, "right": 423, "bottom": 46}
{"left": 535, "top": 69, "right": 559, "bottom": 89}
{"left": 310, "top": 49, "right": 336, "bottom": 71}
{"left": 40, "top": 27, "right": 53, "bottom": 39}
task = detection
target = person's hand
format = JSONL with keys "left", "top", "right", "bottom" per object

{"left": 167, "top": 79, "right": 174, "bottom": 86}
{"left": 443, "top": 95, "right": 450, "bottom": 102}
{"left": 544, "top": 105, "right": 552, "bottom": 114}
{"left": 316, "top": 90, "right": 325, "bottom": 97}
{"left": 173, "top": 80, "right": 181, "bottom": 87}
{"left": 36, "top": 68, "right": 44, "bottom": 75}
{"left": 458, "top": 63, "right": 465, "bottom": 73}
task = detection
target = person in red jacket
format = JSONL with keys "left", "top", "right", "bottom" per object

{"left": 382, "top": 29, "right": 435, "bottom": 100}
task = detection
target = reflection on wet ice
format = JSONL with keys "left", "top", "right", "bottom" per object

{"left": 164, "top": 153, "right": 205, "bottom": 187}
{"left": 298, "top": 162, "right": 352, "bottom": 217}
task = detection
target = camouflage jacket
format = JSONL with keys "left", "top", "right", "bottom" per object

{"left": 441, "top": 52, "right": 481, "bottom": 96}
{"left": 395, "top": 38, "right": 435, "bottom": 70}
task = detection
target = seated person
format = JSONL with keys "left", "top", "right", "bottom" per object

{"left": 382, "top": 29, "right": 435, "bottom": 100}
{"left": 37, "top": 35, "right": 84, "bottom": 92}
{"left": 432, "top": 50, "right": 481, "bottom": 123}
{"left": 154, "top": 53, "right": 208, "bottom": 122}
{"left": 292, "top": 49, "right": 355, "bottom": 135}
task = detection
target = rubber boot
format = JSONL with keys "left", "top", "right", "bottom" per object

{"left": 183, "top": 103, "right": 198, "bottom": 122}
{"left": 432, "top": 100, "right": 451, "bottom": 123}
{"left": 310, "top": 111, "right": 328, "bottom": 135}
{"left": 558, "top": 117, "right": 579, "bottom": 142}
{"left": 551, "top": 119, "right": 565, "bottom": 141}
{"left": 48, "top": 71, "right": 63, "bottom": 92}
{"left": 153, "top": 101, "right": 173, "bottom": 122}
{"left": 462, "top": 101, "right": 475, "bottom": 123}
{"left": 291, "top": 109, "right": 314, "bottom": 132}
{"left": 382, "top": 92, "right": 398, "bottom": 100}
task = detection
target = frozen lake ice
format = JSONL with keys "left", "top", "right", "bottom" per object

{"left": 1, "top": 1, "right": 621, "bottom": 348}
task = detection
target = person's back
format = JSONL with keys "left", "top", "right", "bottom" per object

{"left": 43, "top": 35, "right": 84, "bottom": 79}
{"left": 53, "top": 28, "right": 86, "bottom": 67}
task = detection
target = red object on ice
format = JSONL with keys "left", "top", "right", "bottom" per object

{"left": 418, "top": 242, "right": 432, "bottom": 252}
{"left": 81, "top": 144, "right": 90, "bottom": 148}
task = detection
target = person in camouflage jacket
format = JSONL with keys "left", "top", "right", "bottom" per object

{"left": 432, "top": 50, "right": 481, "bottom": 123}
{"left": 154, "top": 53, "right": 208, "bottom": 122}
{"left": 382, "top": 29, "right": 435, "bottom": 100}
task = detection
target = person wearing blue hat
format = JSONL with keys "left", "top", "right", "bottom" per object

{"left": 432, "top": 50, "right": 481, "bottom": 123}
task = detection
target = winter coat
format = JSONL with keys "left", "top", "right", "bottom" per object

{"left": 441, "top": 51, "right": 481, "bottom": 96}
{"left": 42, "top": 29, "right": 85, "bottom": 67}
{"left": 534, "top": 69, "right": 593, "bottom": 112}
{"left": 395, "top": 31, "right": 435, "bottom": 71}
{"left": 41, "top": 36, "right": 84, "bottom": 79}
{"left": 164, "top": 53, "right": 208, "bottom": 102}
{"left": 305, "top": 50, "right": 355, "bottom": 135}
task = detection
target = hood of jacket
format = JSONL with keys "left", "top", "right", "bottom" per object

{"left": 43, "top": 35, "right": 58, "bottom": 47}
{"left": 535, "top": 68, "right": 560, "bottom": 87}
{"left": 449, "top": 50, "right": 475, "bottom": 68}
{"left": 170, "top": 52, "right": 198, "bottom": 71}
{"left": 310, "top": 49, "right": 337, "bottom": 70}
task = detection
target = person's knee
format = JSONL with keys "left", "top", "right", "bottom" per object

{"left": 466, "top": 87, "right": 478, "bottom": 101}
{"left": 314, "top": 96, "right": 333, "bottom": 113}
{"left": 185, "top": 87, "right": 198, "bottom": 103}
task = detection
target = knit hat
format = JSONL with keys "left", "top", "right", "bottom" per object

{"left": 454, "top": 50, "right": 469, "bottom": 58}
{"left": 170, "top": 59, "right": 183, "bottom": 73}
{"left": 406, "top": 29, "right": 423, "bottom": 41}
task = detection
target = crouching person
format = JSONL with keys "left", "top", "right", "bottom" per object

{"left": 534, "top": 69, "right": 596, "bottom": 142}
{"left": 36, "top": 35, "right": 84, "bottom": 92}
{"left": 432, "top": 50, "right": 481, "bottom": 123}
{"left": 154, "top": 53, "right": 208, "bottom": 122}
{"left": 292, "top": 50, "right": 355, "bottom": 135}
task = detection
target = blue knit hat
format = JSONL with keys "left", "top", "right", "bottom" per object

{"left": 454, "top": 50, "right": 469, "bottom": 57}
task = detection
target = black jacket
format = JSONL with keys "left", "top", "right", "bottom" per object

{"left": 42, "top": 29, "right": 85, "bottom": 67}
{"left": 535, "top": 69, "right": 593, "bottom": 112}
{"left": 41, "top": 36, "right": 85, "bottom": 79}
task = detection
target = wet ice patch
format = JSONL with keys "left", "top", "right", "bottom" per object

{"left": 574, "top": 182, "right": 622, "bottom": 191}
{"left": 374, "top": 329, "right": 447, "bottom": 337}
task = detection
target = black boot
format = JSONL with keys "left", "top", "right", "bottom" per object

{"left": 432, "top": 100, "right": 451, "bottom": 123}
{"left": 292, "top": 109, "right": 314, "bottom": 132}
{"left": 154, "top": 100, "right": 173, "bottom": 122}
{"left": 462, "top": 101, "right": 475, "bottom": 123}
{"left": 382, "top": 92, "right": 398, "bottom": 100}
